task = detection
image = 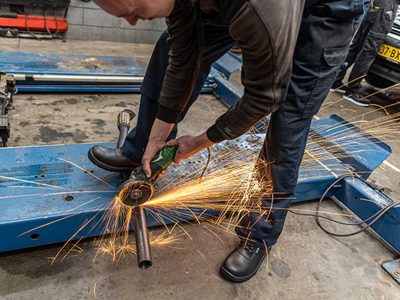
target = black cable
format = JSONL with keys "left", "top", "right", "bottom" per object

{"left": 316, "top": 201, "right": 398, "bottom": 237}
{"left": 289, "top": 209, "right": 381, "bottom": 226}
{"left": 288, "top": 175, "right": 399, "bottom": 237}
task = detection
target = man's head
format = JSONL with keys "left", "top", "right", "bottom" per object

{"left": 93, "top": 0, "right": 175, "bottom": 26}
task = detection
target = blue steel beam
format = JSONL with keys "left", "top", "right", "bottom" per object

{"left": 0, "top": 51, "right": 235, "bottom": 94}
{"left": 0, "top": 52, "right": 147, "bottom": 76}
{"left": 309, "top": 115, "right": 392, "bottom": 178}
{"left": 212, "top": 52, "right": 242, "bottom": 79}
{"left": 331, "top": 177, "right": 400, "bottom": 254}
{"left": 212, "top": 75, "right": 243, "bottom": 107}
{"left": 0, "top": 115, "right": 395, "bottom": 253}
{"left": 0, "top": 140, "right": 340, "bottom": 253}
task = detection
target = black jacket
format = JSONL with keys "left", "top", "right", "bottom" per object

{"left": 156, "top": 0, "right": 361, "bottom": 142}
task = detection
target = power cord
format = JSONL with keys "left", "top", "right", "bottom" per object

{"left": 289, "top": 175, "right": 400, "bottom": 237}
{"left": 199, "top": 147, "right": 211, "bottom": 182}
{"left": 196, "top": 153, "right": 399, "bottom": 238}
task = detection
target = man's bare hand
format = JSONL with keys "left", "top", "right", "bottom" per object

{"left": 166, "top": 132, "right": 215, "bottom": 164}
{"left": 142, "top": 119, "right": 174, "bottom": 178}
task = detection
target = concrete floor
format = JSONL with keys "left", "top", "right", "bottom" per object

{"left": 0, "top": 38, "right": 399, "bottom": 299}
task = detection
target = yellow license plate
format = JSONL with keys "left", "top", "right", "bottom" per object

{"left": 378, "top": 44, "right": 400, "bottom": 63}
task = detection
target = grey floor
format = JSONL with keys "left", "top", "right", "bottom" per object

{"left": 0, "top": 38, "right": 399, "bottom": 300}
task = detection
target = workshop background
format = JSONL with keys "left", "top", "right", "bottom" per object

{"left": 0, "top": 0, "right": 399, "bottom": 299}
{"left": 0, "top": 0, "right": 166, "bottom": 42}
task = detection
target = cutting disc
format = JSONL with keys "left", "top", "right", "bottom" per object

{"left": 117, "top": 179, "right": 154, "bottom": 207}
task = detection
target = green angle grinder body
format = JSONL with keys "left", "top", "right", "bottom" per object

{"left": 117, "top": 146, "right": 177, "bottom": 207}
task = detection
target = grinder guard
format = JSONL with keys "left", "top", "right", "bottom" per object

{"left": 116, "top": 146, "right": 177, "bottom": 208}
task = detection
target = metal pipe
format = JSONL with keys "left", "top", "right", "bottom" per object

{"left": 117, "top": 126, "right": 129, "bottom": 149}
{"left": 12, "top": 74, "right": 144, "bottom": 84}
{"left": 115, "top": 109, "right": 152, "bottom": 268}
{"left": 133, "top": 206, "right": 152, "bottom": 269}
{"left": 117, "top": 109, "right": 135, "bottom": 149}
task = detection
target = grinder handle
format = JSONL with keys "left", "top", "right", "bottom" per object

{"left": 149, "top": 146, "right": 177, "bottom": 182}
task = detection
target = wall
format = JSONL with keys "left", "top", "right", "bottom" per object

{"left": 66, "top": 0, "right": 166, "bottom": 43}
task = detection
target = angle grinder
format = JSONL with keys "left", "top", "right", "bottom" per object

{"left": 117, "top": 146, "right": 177, "bottom": 207}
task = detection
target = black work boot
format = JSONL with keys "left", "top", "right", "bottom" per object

{"left": 88, "top": 146, "right": 140, "bottom": 172}
{"left": 343, "top": 89, "right": 370, "bottom": 107}
{"left": 220, "top": 243, "right": 268, "bottom": 283}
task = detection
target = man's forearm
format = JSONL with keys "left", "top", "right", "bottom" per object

{"left": 148, "top": 118, "right": 175, "bottom": 143}
{"left": 206, "top": 93, "right": 282, "bottom": 143}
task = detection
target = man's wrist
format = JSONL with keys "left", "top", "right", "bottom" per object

{"left": 197, "top": 132, "right": 215, "bottom": 148}
{"left": 206, "top": 124, "right": 226, "bottom": 143}
{"left": 149, "top": 118, "right": 175, "bottom": 142}
{"left": 156, "top": 104, "right": 181, "bottom": 124}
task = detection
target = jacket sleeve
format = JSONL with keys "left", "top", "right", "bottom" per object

{"left": 206, "top": 1, "right": 303, "bottom": 142}
{"left": 156, "top": 2, "right": 204, "bottom": 124}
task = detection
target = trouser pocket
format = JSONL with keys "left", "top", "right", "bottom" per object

{"left": 301, "top": 45, "right": 349, "bottom": 118}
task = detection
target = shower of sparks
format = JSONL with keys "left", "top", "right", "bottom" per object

{"left": 89, "top": 91, "right": 399, "bottom": 260}
{"left": 144, "top": 159, "right": 271, "bottom": 233}
{"left": 93, "top": 283, "right": 97, "bottom": 299}
{"left": 3, "top": 83, "right": 399, "bottom": 264}
{"left": 96, "top": 230, "right": 184, "bottom": 262}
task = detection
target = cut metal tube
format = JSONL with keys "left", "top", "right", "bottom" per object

{"left": 133, "top": 206, "right": 152, "bottom": 269}
{"left": 116, "top": 109, "right": 152, "bottom": 269}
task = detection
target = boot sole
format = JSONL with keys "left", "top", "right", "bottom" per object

{"left": 330, "top": 88, "right": 347, "bottom": 94}
{"left": 219, "top": 254, "right": 266, "bottom": 283}
{"left": 342, "top": 95, "right": 370, "bottom": 107}
{"left": 88, "top": 148, "right": 136, "bottom": 173}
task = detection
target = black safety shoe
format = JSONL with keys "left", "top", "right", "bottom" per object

{"left": 330, "top": 80, "right": 348, "bottom": 94}
{"left": 220, "top": 243, "right": 269, "bottom": 283}
{"left": 343, "top": 90, "right": 370, "bottom": 107}
{"left": 88, "top": 146, "right": 140, "bottom": 172}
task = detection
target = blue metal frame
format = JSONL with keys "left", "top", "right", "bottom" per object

{"left": 0, "top": 115, "right": 396, "bottom": 255}
{"left": 212, "top": 75, "right": 243, "bottom": 107}
{"left": 0, "top": 139, "right": 333, "bottom": 252}
{"left": 212, "top": 51, "right": 242, "bottom": 79}
{"left": 309, "top": 115, "right": 392, "bottom": 179}
{"left": 0, "top": 52, "right": 147, "bottom": 76}
{"left": 331, "top": 177, "right": 400, "bottom": 254}
{"left": 0, "top": 51, "right": 238, "bottom": 94}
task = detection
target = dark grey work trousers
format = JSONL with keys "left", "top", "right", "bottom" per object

{"left": 336, "top": 0, "right": 398, "bottom": 89}
{"left": 122, "top": 1, "right": 363, "bottom": 248}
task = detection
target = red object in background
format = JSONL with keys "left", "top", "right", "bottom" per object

{"left": 0, "top": 14, "right": 68, "bottom": 32}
